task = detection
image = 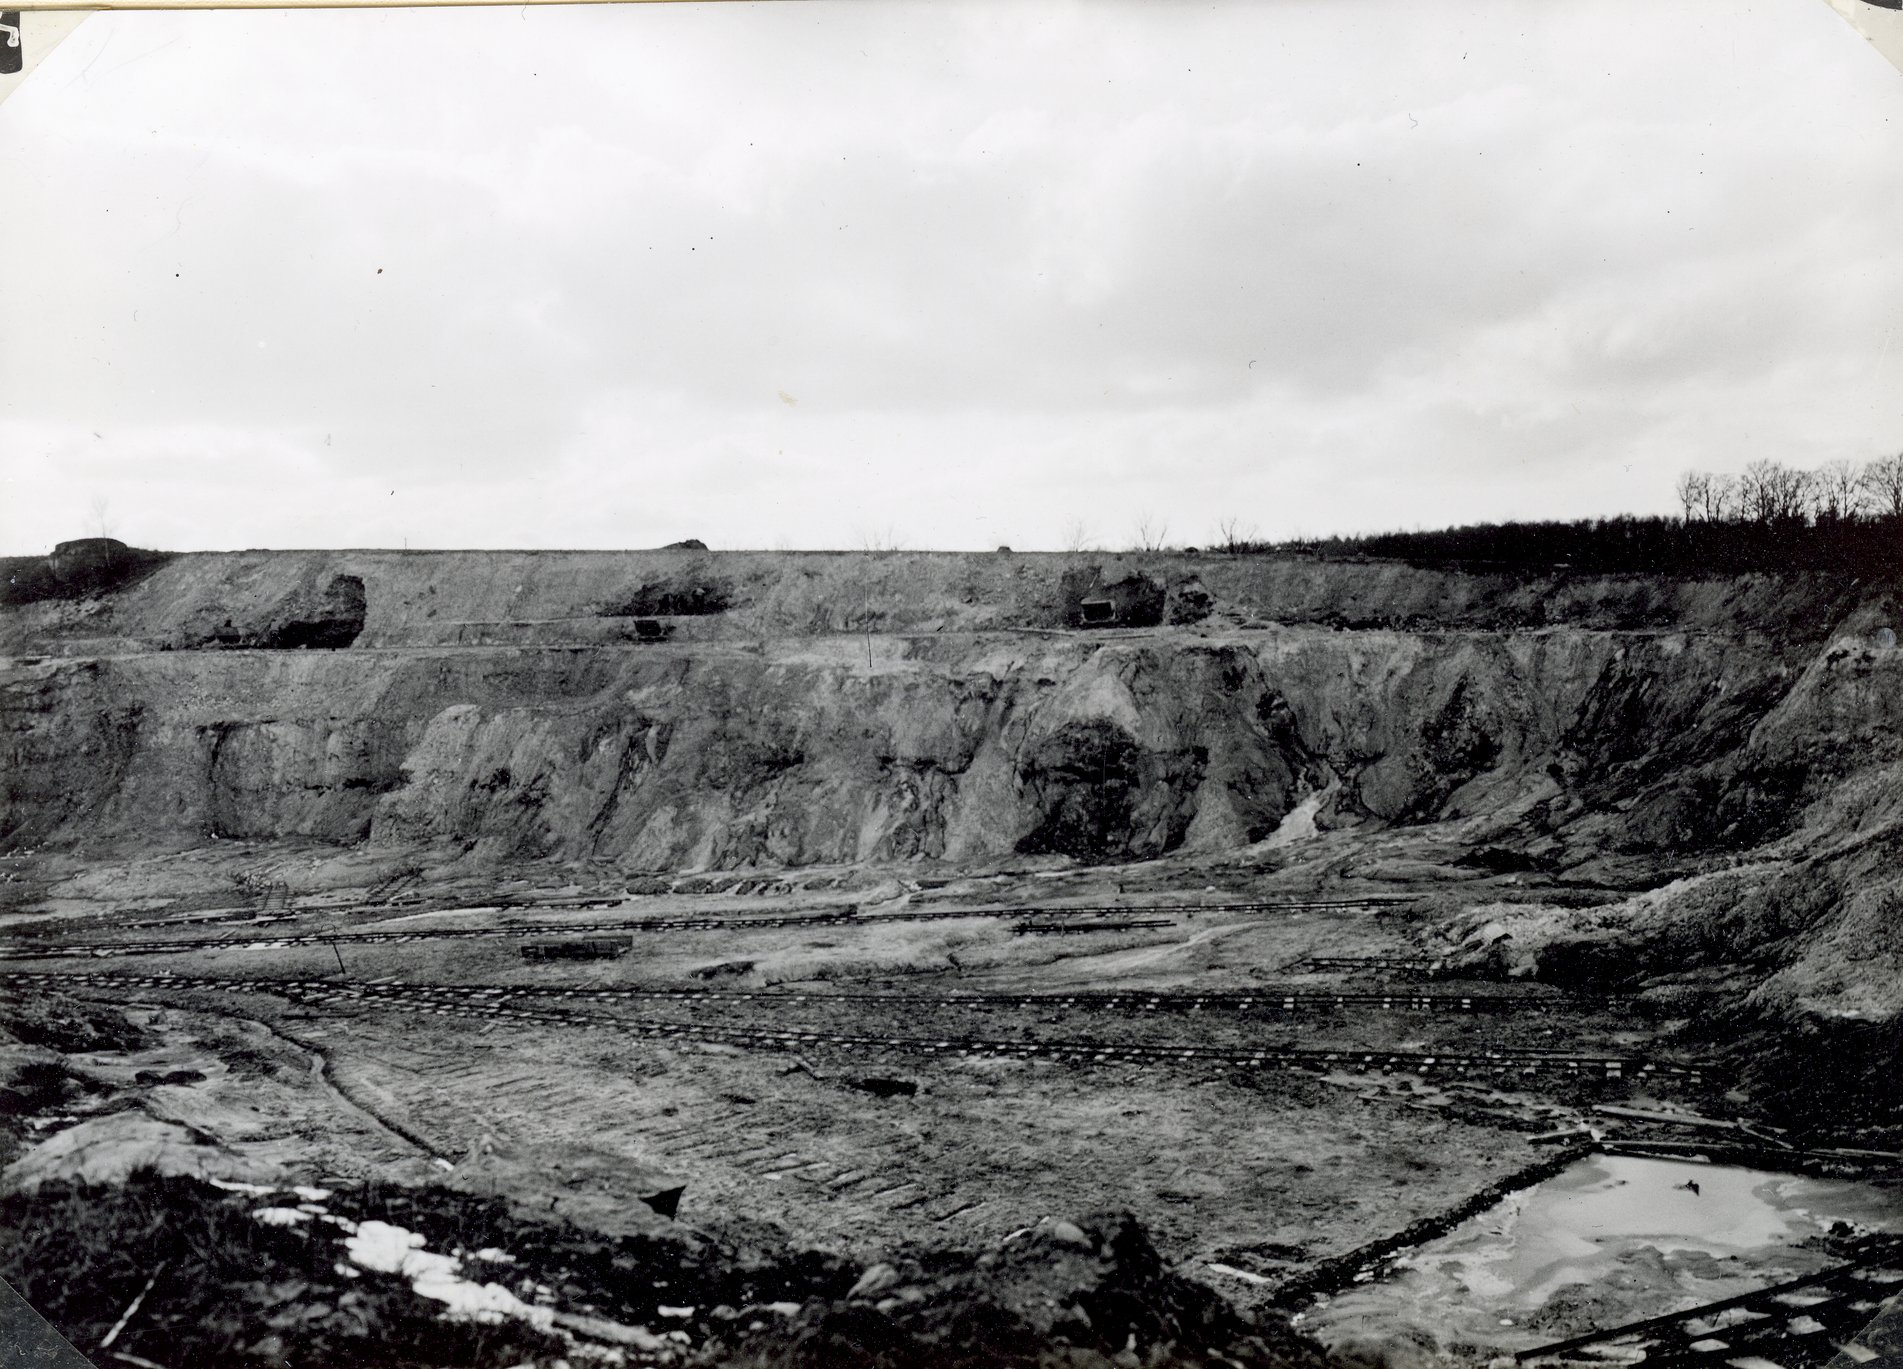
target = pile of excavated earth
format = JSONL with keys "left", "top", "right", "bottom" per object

{"left": 2, "top": 544, "right": 1899, "bottom": 1367}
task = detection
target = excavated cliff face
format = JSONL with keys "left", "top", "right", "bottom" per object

{"left": 1, "top": 549, "right": 1891, "bottom": 892}
{"left": 0, "top": 600, "right": 1866, "bottom": 877}
{"left": 1427, "top": 604, "right": 1903, "bottom": 1129}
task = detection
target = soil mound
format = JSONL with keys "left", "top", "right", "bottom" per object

{"left": 0, "top": 1178, "right": 1324, "bottom": 1369}
{"left": 720, "top": 1212, "right": 1332, "bottom": 1369}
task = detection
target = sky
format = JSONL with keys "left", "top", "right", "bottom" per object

{"left": 2, "top": 0, "right": 1901, "bottom": 553}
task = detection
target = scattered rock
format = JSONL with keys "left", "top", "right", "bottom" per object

{"left": 1166, "top": 576, "right": 1214, "bottom": 625}
{"left": 691, "top": 959, "right": 756, "bottom": 980}
{"left": 848, "top": 1263, "right": 900, "bottom": 1299}
{"left": 1047, "top": 1220, "right": 1092, "bottom": 1249}
{"left": 721, "top": 1212, "right": 1330, "bottom": 1369}
{"left": 844, "top": 1077, "right": 917, "bottom": 1100}
{"left": 133, "top": 1068, "right": 207, "bottom": 1087}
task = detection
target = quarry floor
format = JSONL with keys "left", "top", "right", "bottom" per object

{"left": 0, "top": 835, "right": 1746, "bottom": 1331}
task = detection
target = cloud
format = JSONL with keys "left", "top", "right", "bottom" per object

{"left": 2, "top": 0, "right": 1901, "bottom": 552}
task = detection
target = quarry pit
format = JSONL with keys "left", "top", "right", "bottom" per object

{"left": 2, "top": 546, "right": 1900, "bottom": 1368}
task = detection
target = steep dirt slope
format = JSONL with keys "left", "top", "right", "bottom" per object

{"left": 1430, "top": 613, "right": 1903, "bottom": 1130}
{"left": 3, "top": 547, "right": 1891, "bottom": 883}
{"left": 0, "top": 621, "right": 1848, "bottom": 874}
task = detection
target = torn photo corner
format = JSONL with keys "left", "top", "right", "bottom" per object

{"left": 0, "top": 9, "right": 88, "bottom": 103}
{"left": 1823, "top": 0, "right": 1903, "bottom": 72}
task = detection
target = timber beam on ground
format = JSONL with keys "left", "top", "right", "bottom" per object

{"left": 1012, "top": 919, "right": 1175, "bottom": 934}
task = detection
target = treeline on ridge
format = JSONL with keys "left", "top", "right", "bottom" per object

{"left": 1249, "top": 455, "right": 1903, "bottom": 577}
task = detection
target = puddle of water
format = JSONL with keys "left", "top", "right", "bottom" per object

{"left": 1305, "top": 1155, "right": 1901, "bottom": 1365}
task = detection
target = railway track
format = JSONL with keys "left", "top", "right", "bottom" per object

{"left": 0, "top": 910, "right": 863, "bottom": 959}
{"left": 0, "top": 896, "right": 1416, "bottom": 961}
{"left": 877, "top": 897, "right": 1416, "bottom": 920}
{"left": 1, "top": 971, "right": 1611, "bottom": 1016}
{"left": 389, "top": 980, "right": 1610, "bottom": 1016}
{"left": 7, "top": 971, "right": 1702, "bottom": 1083}
{"left": 1516, "top": 1237, "right": 1903, "bottom": 1367}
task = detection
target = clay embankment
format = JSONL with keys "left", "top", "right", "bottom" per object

{"left": 0, "top": 619, "right": 1848, "bottom": 870}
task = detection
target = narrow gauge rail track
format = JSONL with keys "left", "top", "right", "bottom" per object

{"left": 873, "top": 897, "right": 1416, "bottom": 921}
{"left": 1, "top": 897, "right": 1416, "bottom": 961}
{"left": 123, "top": 892, "right": 623, "bottom": 929}
{"left": 125, "top": 894, "right": 1410, "bottom": 932}
{"left": 8, "top": 971, "right": 1702, "bottom": 1082}
{"left": 0, "top": 911, "right": 862, "bottom": 959}
{"left": 0, "top": 971, "right": 1615, "bottom": 1016}
{"left": 1516, "top": 1236, "right": 1903, "bottom": 1367}
{"left": 417, "top": 981, "right": 1610, "bottom": 1015}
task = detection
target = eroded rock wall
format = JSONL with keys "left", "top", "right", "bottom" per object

{"left": 0, "top": 620, "right": 1850, "bottom": 872}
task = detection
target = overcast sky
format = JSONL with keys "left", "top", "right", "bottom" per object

{"left": 2, "top": 0, "right": 1901, "bottom": 553}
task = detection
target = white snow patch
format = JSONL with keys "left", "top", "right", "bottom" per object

{"left": 346, "top": 1220, "right": 553, "bottom": 1330}
{"left": 207, "top": 1178, "right": 277, "bottom": 1196}
{"left": 253, "top": 1207, "right": 311, "bottom": 1227}
{"left": 1206, "top": 1262, "right": 1272, "bottom": 1286}
{"left": 1261, "top": 782, "right": 1338, "bottom": 850}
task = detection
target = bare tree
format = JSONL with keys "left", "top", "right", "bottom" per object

{"left": 1674, "top": 471, "right": 1707, "bottom": 522}
{"left": 1062, "top": 518, "right": 1095, "bottom": 553}
{"left": 856, "top": 524, "right": 906, "bottom": 554}
{"left": 1702, "top": 472, "right": 1737, "bottom": 522}
{"left": 1131, "top": 515, "right": 1169, "bottom": 552}
{"left": 87, "top": 494, "right": 114, "bottom": 539}
{"left": 1859, "top": 454, "right": 1903, "bottom": 518}
{"left": 1738, "top": 460, "right": 1812, "bottom": 523}
{"left": 1811, "top": 459, "right": 1864, "bottom": 522}
{"left": 1736, "top": 462, "right": 1771, "bottom": 523}
{"left": 1215, "top": 516, "right": 1259, "bottom": 552}
{"left": 1771, "top": 463, "right": 1815, "bottom": 522}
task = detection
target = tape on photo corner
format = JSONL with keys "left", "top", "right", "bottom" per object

{"left": 0, "top": 9, "right": 89, "bottom": 105}
{"left": 1822, "top": 0, "right": 1903, "bottom": 74}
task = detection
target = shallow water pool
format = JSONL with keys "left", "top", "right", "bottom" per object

{"left": 1303, "top": 1154, "right": 1901, "bottom": 1365}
